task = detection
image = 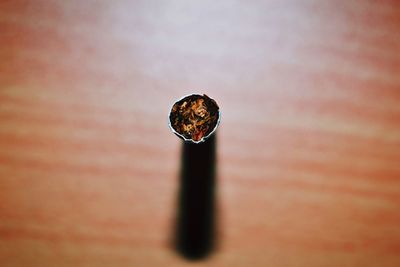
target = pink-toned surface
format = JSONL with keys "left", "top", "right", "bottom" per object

{"left": 1, "top": 1, "right": 400, "bottom": 266}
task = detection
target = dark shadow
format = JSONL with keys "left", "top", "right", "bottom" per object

{"left": 175, "top": 134, "right": 217, "bottom": 260}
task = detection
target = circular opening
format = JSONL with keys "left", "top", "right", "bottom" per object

{"left": 169, "top": 94, "right": 220, "bottom": 143}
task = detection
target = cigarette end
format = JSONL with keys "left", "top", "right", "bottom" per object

{"left": 169, "top": 94, "right": 220, "bottom": 143}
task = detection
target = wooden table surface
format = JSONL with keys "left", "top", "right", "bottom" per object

{"left": 1, "top": 1, "right": 400, "bottom": 266}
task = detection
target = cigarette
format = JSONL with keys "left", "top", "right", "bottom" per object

{"left": 169, "top": 94, "right": 221, "bottom": 143}
{"left": 170, "top": 94, "right": 219, "bottom": 259}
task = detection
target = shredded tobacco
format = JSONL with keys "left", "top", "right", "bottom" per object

{"left": 169, "top": 94, "right": 219, "bottom": 142}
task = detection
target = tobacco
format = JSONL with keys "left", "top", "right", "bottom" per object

{"left": 169, "top": 94, "right": 220, "bottom": 142}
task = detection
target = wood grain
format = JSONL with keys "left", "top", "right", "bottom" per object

{"left": 1, "top": 0, "right": 400, "bottom": 266}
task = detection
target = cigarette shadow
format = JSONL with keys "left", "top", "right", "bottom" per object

{"left": 174, "top": 134, "right": 217, "bottom": 260}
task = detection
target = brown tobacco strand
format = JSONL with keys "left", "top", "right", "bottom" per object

{"left": 169, "top": 94, "right": 220, "bottom": 142}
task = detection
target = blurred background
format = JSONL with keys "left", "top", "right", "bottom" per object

{"left": 1, "top": 0, "right": 400, "bottom": 266}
